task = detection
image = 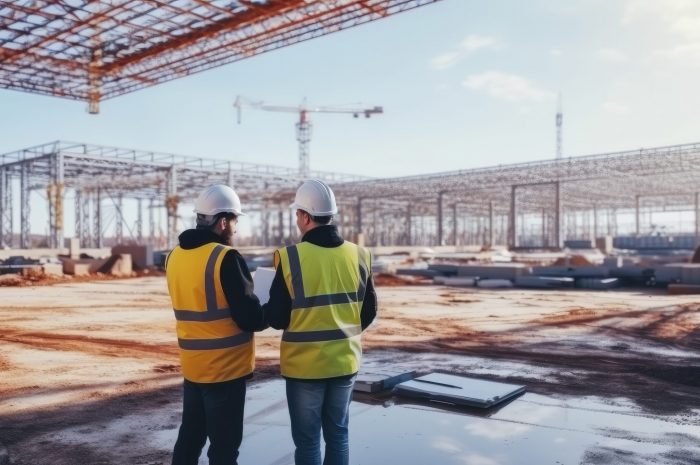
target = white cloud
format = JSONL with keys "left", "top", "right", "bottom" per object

{"left": 432, "top": 51, "right": 462, "bottom": 70}
{"left": 460, "top": 35, "right": 498, "bottom": 53}
{"left": 653, "top": 42, "right": 700, "bottom": 62}
{"left": 622, "top": 0, "right": 700, "bottom": 39}
{"left": 431, "top": 34, "right": 499, "bottom": 70}
{"left": 462, "top": 71, "right": 555, "bottom": 102}
{"left": 597, "top": 48, "right": 628, "bottom": 62}
{"left": 601, "top": 101, "right": 629, "bottom": 115}
{"left": 549, "top": 48, "right": 563, "bottom": 57}
{"left": 459, "top": 453, "right": 502, "bottom": 465}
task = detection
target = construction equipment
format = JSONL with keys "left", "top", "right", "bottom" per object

{"left": 234, "top": 96, "right": 383, "bottom": 177}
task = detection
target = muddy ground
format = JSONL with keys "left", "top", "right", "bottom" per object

{"left": 0, "top": 276, "right": 699, "bottom": 464}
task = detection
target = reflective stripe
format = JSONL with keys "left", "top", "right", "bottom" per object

{"left": 286, "top": 245, "right": 306, "bottom": 306}
{"left": 205, "top": 245, "right": 227, "bottom": 311}
{"left": 178, "top": 332, "right": 252, "bottom": 350}
{"left": 287, "top": 244, "right": 369, "bottom": 309}
{"left": 173, "top": 308, "right": 231, "bottom": 322}
{"left": 305, "top": 292, "right": 359, "bottom": 307}
{"left": 282, "top": 325, "right": 362, "bottom": 343}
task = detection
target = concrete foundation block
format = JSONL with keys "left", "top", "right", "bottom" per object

{"left": 514, "top": 276, "right": 575, "bottom": 289}
{"left": 457, "top": 264, "right": 530, "bottom": 280}
{"left": 575, "top": 277, "right": 620, "bottom": 289}
{"left": 111, "top": 245, "right": 153, "bottom": 269}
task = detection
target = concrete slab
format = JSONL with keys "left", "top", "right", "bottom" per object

{"left": 575, "top": 277, "right": 620, "bottom": 290}
{"left": 514, "top": 275, "right": 575, "bottom": 289}
{"left": 456, "top": 264, "right": 530, "bottom": 280}
{"left": 433, "top": 276, "right": 477, "bottom": 287}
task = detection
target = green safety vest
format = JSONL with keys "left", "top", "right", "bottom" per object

{"left": 276, "top": 240, "right": 371, "bottom": 379}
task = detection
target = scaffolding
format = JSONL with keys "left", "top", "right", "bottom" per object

{"left": 0, "top": 0, "right": 441, "bottom": 112}
{"left": 3, "top": 140, "right": 700, "bottom": 250}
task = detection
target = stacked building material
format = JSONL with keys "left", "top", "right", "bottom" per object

{"left": 456, "top": 264, "right": 530, "bottom": 280}
{"left": 514, "top": 276, "right": 575, "bottom": 289}
{"left": 532, "top": 266, "right": 609, "bottom": 278}
{"left": 575, "top": 277, "right": 620, "bottom": 289}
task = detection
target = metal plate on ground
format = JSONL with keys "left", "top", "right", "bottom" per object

{"left": 354, "top": 369, "right": 416, "bottom": 393}
{"left": 395, "top": 373, "right": 525, "bottom": 408}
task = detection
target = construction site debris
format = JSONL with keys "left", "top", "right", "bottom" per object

{"left": 552, "top": 255, "right": 594, "bottom": 266}
{"left": 667, "top": 283, "right": 700, "bottom": 294}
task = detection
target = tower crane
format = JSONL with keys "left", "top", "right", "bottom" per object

{"left": 234, "top": 96, "right": 383, "bottom": 177}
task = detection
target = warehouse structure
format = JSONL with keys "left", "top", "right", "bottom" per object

{"left": 2, "top": 140, "right": 700, "bottom": 250}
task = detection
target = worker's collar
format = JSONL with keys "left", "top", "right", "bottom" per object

{"left": 178, "top": 228, "right": 228, "bottom": 249}
{"left": 301, "top": 224, "right": 344, "bottom": 248}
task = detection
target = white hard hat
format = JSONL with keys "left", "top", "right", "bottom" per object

{"left": 290, "top": 179, "right": 338, "bottom": 216}
{"left": 193, "top": 184, "right": 245, "bottom": 217}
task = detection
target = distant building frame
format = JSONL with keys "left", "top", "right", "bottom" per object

{"left": 2, "top": 140, "right": 700, "bottom": 250}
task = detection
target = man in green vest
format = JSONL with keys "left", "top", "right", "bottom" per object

{"left": 265, "top": 179, "right": 377, "bottom": 465}
{"left": 166, "top": 184, "right": 267, "bottom": 465}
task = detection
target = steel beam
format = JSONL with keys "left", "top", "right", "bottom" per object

{"left": 20, "top": 163, "right": 30, "bottom": 248}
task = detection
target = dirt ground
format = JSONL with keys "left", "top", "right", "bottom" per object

{"left": 1, "top": 276, "right": 699, "bottom": 464}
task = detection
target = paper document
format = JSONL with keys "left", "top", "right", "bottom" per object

{"left": 252, "top": 267, "right": 275, "bottom": 304}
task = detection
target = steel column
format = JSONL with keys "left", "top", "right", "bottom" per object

{"left": 149, "top": 198, "right": 156, "bottom": 245}
{"left": 406, "top": 205, "right": 412, "bottom": 246}
{"left": 437, "top": 191, "right": 444, "bottom": 246}
{"left": 452, "top": 203, "right": 458, "bottom": 246}
{"left": 0, "top": 168, "right": 9, "bottom": 247}
{"left": 20, "top": 163, "right": 30, "bottom": 248}
{"left": 75, "top": 190, "right": 82, "bottom": 247}
{"left": 554, "top": 181, "right": 561, "bottom": 248}
{"left": 167, "top": 166, "right": 178, "bottom": 249}
{"left": 635, "top": 195, "right": 640, "bottom": 236}
{"left": 137, "top": 198, "right": 143, "bottom": 242}
{"left": 115, "top": 193, "right": 123, "bottom": 244}
{"left": 695, "top": 193, "right": 699, "bottom": 247}
{"left": 508, "top": 185, "right": 517, "bottom": 248}
{"left": 82, "top": 191, "right": 91, "bottom": 247}
{"left": 95, "top": 188, "right": 103, "bottom": 248}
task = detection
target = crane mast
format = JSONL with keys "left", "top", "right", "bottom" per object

{"left": 234, "top": 96, "right": 383, "bottom": 177}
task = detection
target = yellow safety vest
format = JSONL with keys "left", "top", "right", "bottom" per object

{"left": 166, "top": 243, "right": 254, "bottom": 383}
{"left": 276, "top": 241, "right": 371, "bottom": 379}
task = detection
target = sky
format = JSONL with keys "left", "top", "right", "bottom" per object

{"left": 2, "top": 0, "right": 700, "bottom": 179}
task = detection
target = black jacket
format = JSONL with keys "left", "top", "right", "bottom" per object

{"left": 175, "top": 229, "right": 268, "bottom": 332}
{"left": 264, "top": 225, "right": 377, "bottom": 331}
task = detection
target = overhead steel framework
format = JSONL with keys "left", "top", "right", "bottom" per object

{"left": 0, "top": 140, "right": 369, "bottom": 249}
{"left": 2, "top": 140, "right": 700, "bottom": 250}
{"left": 0, "top": 0, "right": 442, "bottom": 112}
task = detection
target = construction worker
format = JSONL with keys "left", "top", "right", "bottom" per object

{"left": 166, "top": 184, "right": 267, "bottom": 465}
{"left": 264, "top": 179, "right": 377, "bottom": 465}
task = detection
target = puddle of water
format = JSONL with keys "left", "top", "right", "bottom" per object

{"left": 238, "top": 378, "right": 700, "bottom": 465}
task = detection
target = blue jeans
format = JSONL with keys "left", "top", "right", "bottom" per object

{"left": 286, "top": 375, "right": 357, "bottom": 465}
{"left": 172, "top": 377, "right": 246, "bottom": 465}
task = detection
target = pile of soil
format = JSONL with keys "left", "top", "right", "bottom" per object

{"left": 552, "top": 254, "right": 593, "bottom": 266}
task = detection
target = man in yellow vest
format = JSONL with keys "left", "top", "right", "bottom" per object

{"left": 264, "top": 180, "right": 377, "bottom": 465}
{"left": 166, "top": 184, "right": 267, "bottom": 465}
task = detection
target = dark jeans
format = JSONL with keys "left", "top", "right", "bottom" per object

{"left": 172, "top": 377, "right": 247, "bottom": 465}
{"left": 286, "top": 375, "right": 356, "bottom": 465}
